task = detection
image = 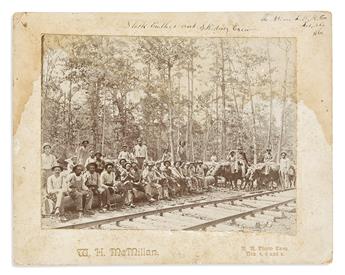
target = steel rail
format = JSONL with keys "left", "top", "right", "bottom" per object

{"left": 183, "top": 198, "right": 296, "bottom": 231}
{"left": 54, "top": 188, "right": 295, "bottom": 229}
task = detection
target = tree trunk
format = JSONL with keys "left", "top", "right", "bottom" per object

{"left": 267, "top": 42, "right": 274, "bottom": 148}
{"left": 246, "top": 70, "right": 257, "bottom": 164}
{"left": 167, "top": 62, "right": 175, "bottom": 162}
{"left": 176, "top": 76, "right": 181, "bottom": 155}
{"left": 101, "top": 92, "right": 106, "bottom": 155}
{"left": 190, "top": 54, "right": 195, "bottom": 161}
{"left": 215, "top": 82, "right": 219, "bottom": 155}
{"left": 67, "top": 80, "right": 73, "bottom": 151}
{"left": 203, "top": 111, "right": 211, "bottom": 161}
{"left": 228, "top": 58, "right": 241, "bottom": 146}
{"left": 277, "top": 46, "right": 289, "bottom": 162}
{"left": 220, "top": 39, "right": 226, "bottom": 159}
{"left": 186, "top": 63, "right": 191, "bottom": 160}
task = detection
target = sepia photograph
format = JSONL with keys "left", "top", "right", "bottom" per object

{"left": 12, "top": 11, "right": 332, "bottom": 265}
{"left": 41, "top": 35, "right": 297, "bottom": 232}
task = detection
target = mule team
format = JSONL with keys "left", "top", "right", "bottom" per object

{"left": 42, "top": 138, "right": 295, "bottom": 222}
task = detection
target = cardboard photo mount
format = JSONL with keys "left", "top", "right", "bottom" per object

{"left": 13, "top": 12, "right": 332, "bottom": 265}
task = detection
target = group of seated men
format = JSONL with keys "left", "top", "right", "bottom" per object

{"left": 44, "top": 150, "right": 210, "bottom": 222}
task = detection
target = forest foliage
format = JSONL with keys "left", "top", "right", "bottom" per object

{"left": 42, "top": 35, "right": 296, "bottom": 163}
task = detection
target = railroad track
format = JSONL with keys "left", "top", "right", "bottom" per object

{"left": 55, "top": 188, "right": 296, "bottom": 231}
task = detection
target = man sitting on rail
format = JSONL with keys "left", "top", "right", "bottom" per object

{"left": 153, "top": 160, "right": 170, "bottom": 200}
{"left": 99, "top": 162, "right": 127, "bottom": 211}
{"left": 84, "top": 162, "right": 106, "bottom": 211}
{"left": 171, "top": 161, "right": 189, "bottom": 195}
{"left": 161, "top": 160, "right": 180, "bottom": 198}
{"left": 46, "top": 164, "right": 68, "bottom": 222}
{"left": 141, "top": 161, "right": 163, "bottom": 201}
{"left": 193, "top": 161, "right": 206, "bottom": 192}
{"left": 120, "top": 162, "right": 136, "bottom": 208}
{"left": 66, "top": 164, "right": 94, "bottom": 218}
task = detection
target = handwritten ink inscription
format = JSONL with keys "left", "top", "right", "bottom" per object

{"left": 261, "top": 13, "right": 329, "bottom": 36}
{"left": 128, "top": 21, "right": 254, "bottom": 34}
{"left": 242, "top": 246, "right": 289, "bottom": 257}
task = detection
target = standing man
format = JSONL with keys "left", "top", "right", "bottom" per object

{"left": 118, "top": 145, "right": 133, "bottom": 162}
{"left": 133, "top": 138, "right": 148, "bottom": 170}
{"left": 236, "top": 146, "right": 249, "bottom": 177}
{"left": 41, "top": 142, "right": 57, "bottom": 214}
{"left": 94, "top": 151, "right": 105, "bottom": 174}
{"left": 226, "top": 150, "right": 237, "bottom": 173}
{"left": 77, "top": 140, "right": 90, "bottom": 167}
{"left": 210, "top": 152, "right": 218, "bottom": 166}
{"left": 85, "top": 150, "right": 96, "bottom": 167}
{"left": 177, "top": 141, "right": 187, "bottom": 162}
{"left": 263, "top": 148, "right": 274, "bottom": 175}
{"left": 279, "top": 151, "right": 291, "bottom": 189}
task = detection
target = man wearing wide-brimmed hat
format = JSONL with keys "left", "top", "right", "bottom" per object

{"left": 46, "top": 164, "right": 68, "bottom": 221}
{"left": 66, "top": 164, "right": 94, "bottom": 218}
{"left": 83, "top": 162, "right": 105, "bottom": 211}
{"left": 161, "top": 159, "right": 181, "bottom": 198}
{"left": 141, "top": 161, "right": 163, "bottom": 201}
{"left": 76, "top": 140, "right": 90, "bottom": 167}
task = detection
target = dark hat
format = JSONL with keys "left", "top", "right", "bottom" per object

{"left": 42, "top": 142, "right": 51, "bottom": 150}
{"left": 72, "top": 164, "right": 84, "bottom": 172}
{"left": 122, "top": 144, "right": 128, "bottom": 148}
{"left": 86, "top": 162, "right": 97, "bottom": 170}
{"left": 95, "top": 151, "right": 102, "bottom": 156}
{"left": 125, "top": 162, "right": 132, "bottom": 168}
{"left": 281, "top": 151, "right": 287, "bottom": 156}
{"left": 237, "top": 146, "right": 243, "bottom": 150}
{"left": 51, "top": 164, "right": 63, "bottom": 171}
{"left": 81, "top": 140, "right": 89, "bottom": 145}
{"left": 230, "top": 150, "right": 235, "bottom": 154}
{"left": 105, "top": 162, "right": 114, "bottom": 169}
{"left": 119, "top": 158, "right": 127, "bottom": 163}
{"left": 163, "top": 160, "right": 171, "bottom": 166}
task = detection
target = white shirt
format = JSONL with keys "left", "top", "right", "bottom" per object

{"left": 280, "top": 158, "right": 291, "bottom": 173}
{"left": 47, "top": 174, "right": 66, "bottom": 193}
{"left": 42, "top": 153, "right": 56, "bottom": 170}
{"left": 133, "top": 144, "right": 148, "bottom": 159}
